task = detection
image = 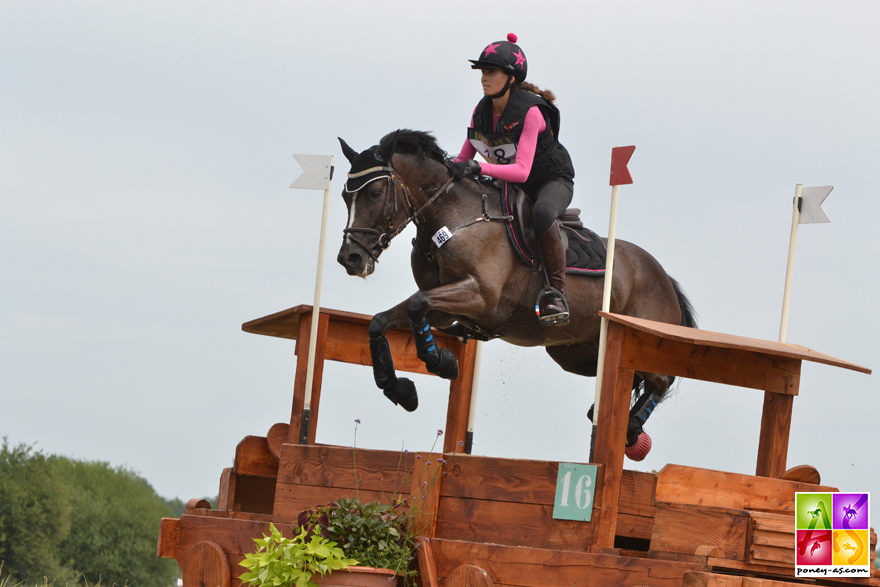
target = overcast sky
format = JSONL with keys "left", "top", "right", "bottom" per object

{"left": 2, "top": 1, "right": 877, "bottom": 509}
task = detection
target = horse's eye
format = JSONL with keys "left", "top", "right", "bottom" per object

{"left": 369, "top": 187, "right": 382, "bottom": 198}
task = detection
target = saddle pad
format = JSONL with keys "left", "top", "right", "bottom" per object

{"left": 501, "top": 181, "right": 607, "bottom": 275}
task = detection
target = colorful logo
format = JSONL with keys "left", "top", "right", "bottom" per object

{"left": 795, "top": 492, "right": 870, "bottom": 577}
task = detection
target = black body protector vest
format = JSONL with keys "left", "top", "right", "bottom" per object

{"left": 468, "top": 89, "right": 575, "bottom": 196}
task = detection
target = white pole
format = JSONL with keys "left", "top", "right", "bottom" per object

{"left": 779, "top": 184, "right": 802, "bottom": 343}
{"left": 592, "top": 184, "right": 621, "bottom": 421}
{"left": 464, "top": 340, "right": 484, "bottom": 454}
{"left": 301, "top": 156, "right": 334, "bottom": 442}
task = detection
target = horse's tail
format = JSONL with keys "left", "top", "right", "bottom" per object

{"left": 670, "top": 277, "right": 697, "bottom": 329}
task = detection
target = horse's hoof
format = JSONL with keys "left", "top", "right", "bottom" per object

{"left": 384, "top": 377, "right": 418, "bottom": 412}
{"left": 428, "top": 348, "right": 459, "bottom": 380}
{"left": 625, "top": 432, "right": 652, "bottom": 461}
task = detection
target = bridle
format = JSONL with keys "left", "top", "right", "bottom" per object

{"left": 342, "top": 164, "right": 454, "bottom": 263}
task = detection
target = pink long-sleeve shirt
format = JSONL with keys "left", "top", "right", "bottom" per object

{"left": 454, "top": 105, "right": 546, "bottom": 183}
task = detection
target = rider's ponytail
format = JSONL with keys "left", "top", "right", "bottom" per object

{"left": 513, "top": 81, "right": 556, "bottom": 103}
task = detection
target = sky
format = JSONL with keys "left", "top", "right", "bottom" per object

{"left": 2, "top": 1, "right": 878, "bottom": 511}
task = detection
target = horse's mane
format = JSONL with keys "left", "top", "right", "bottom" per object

{"left": 379, "top": 129, "right": 448, "bottom": 164}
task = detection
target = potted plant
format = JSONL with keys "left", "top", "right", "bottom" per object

{"left": 296, "top": 497, "right": 417, "bottom": 586}
{"left": 238, "top": 523, "right": 359, "bottom": 587}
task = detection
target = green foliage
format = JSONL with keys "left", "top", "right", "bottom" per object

{"left": 53, "top": 458, "right": 178, "bottom": 587}
{"left": 239, "top": 524, "right": 357, "bottom": 587}
{"left": 0, "top": 440, "right": 76, "bottom": 585}
{"left": 296, "top": 498, "right": 414, "bottom": 577}
{"left": 0, "top": 439, "right": 179, "bottom": 587}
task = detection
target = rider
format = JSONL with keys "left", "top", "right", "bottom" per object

{"left": 449, "top": 33, "right": 576, "bottom": 325}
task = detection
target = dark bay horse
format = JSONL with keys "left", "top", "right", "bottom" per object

{"left": 336, "top": 130, "right": 696, "bottom": 448}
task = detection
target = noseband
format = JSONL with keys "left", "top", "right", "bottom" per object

{"left": 342, "top": 166, "right": 454, "bottom": 262}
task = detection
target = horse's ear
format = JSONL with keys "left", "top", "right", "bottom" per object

{"left": 376, "top": 130, "right": 399, "bottom": 163}
{"left": 338, "top": 137, "right": 359, "bottom": 164}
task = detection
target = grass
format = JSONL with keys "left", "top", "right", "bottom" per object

{"left": 0, "top": 565, "right": 139, "bottom": 587}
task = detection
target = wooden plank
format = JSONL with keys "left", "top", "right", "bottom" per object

{"left": 751, "top": 529, "right": 793, "bottom": 549}
{"left": 432, "top": 538, "right": 706, "bottom": 587}
{"left": 417, "top": 538, "right": 440, "bottom": 587}
{"left": 682, "top": 572, "right": 744, "bottom": 587}
{"left": 649, "top": 503, "right": 749, "bottom": 561}
{"left": 176, "top": 514, "right": 285, "bottom": 557}
{"left": 410, "top": 452, "right": 443, "bottom": 538}
{"left": 231, "top": 474, "right": 275, "bottom": 516}
{"left": 157, "top": 518, "right": 180, "bottom": 558}
{"left": 434, "top": 496, "right": 592, "bottom": 552}
{"left": 438, "top": 454, "right": 560, "bottom": 504}
{"left": 619, "top": 469, "right": 656, "bottom": 518}
{"left": 600, "top": 311, "right": 871, "bottom": 375}
{"left": 749, "top": 544, "right": 793, "bottom": 566}
{"left": 592, "top": 320, "right": 634, "bottom": 548}
{"left": 778, "top": 464, "right": 820, "bottom": 485}
{"left": 276, "top": 444, "right": 414, "bottom": 491}
{"left": 654, "top": 464, "right": 838, "bottom": 512}
{"left": 617, "top": 326, "right": 802, "bottom": 394}
{"left": 234, "top": 436, "right": 279, "bottom": 478}
{"left": 218, "top": 468, "right": 235, "bottom": 512}
{"left": 273, "top": 483, "right": 394, "bottom": 521}
{"left": 444, "top": 340, "right": 478, "bottom": 453}
{"left": 615, "top": 512, "right": 653, "bottom": 541}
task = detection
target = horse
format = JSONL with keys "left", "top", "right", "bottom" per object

{"left": 336, "top": 130, "right": 696, "bottom": 450}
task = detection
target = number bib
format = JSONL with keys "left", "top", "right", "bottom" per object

{"left": 468, "top": 128, "right": 517, "bottom": 165}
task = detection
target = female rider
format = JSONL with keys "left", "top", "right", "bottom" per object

{"left": 449, "top": 33, "right": 575, "bottom": 325}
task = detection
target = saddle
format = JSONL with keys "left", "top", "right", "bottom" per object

{"left": 499, "top": 181, "right": 607, "bottom": 275}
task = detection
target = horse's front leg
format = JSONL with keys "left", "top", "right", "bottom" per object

{"left": 406, "top": 275, "right": 488, "bottom": 382}
{"left": 366, "top": 276, "right": 488, "bottom": 412}
{"left": 367, "top": 300, "right": 420, "bottom": 412}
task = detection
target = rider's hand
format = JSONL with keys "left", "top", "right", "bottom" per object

{"left": 448, "top": 159, "right": 482, "bottom": 180}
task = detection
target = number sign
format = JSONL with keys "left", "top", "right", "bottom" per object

{"left": 552, "top": 463, "right": 597, "bottom": 522}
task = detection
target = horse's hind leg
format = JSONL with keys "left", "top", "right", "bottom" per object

{"left": 626, "top": 372, "right": 674, "bottom": 446}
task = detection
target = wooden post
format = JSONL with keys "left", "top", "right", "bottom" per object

{"left": 444, "top": 340, "right": 479, "bottom": 454}
{"left": 756, "top": 391, "right": 794, "bottom": 478}
{"left": 289, "top": 310, "right": 330, "bottom": 444}
{"left": 591, "top": 320, "right": 634, "bottom": 547}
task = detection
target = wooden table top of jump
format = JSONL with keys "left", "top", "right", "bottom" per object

{"left": 241, "top": 304, "right": 459, "bottom": 343}
{"left": 600, "top": 311, "right": 871, "bottom": 375}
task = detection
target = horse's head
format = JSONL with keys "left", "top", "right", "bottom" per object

{"left": 336, "top": 132, "right": 410, "bottom": 277}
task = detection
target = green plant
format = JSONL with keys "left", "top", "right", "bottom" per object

{"left": 296, "top": 498, "right": 414, "bottom": 578}
{"left": 239, "top": 523, "right": 358, "bottom": 587}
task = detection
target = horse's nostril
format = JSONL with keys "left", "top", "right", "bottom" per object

{"left": 346, "top": 253, "right": 362, "bottom": 267}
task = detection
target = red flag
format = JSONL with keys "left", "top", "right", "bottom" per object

{"left": 609, "top": 146, "right": 636, "bottom": 186}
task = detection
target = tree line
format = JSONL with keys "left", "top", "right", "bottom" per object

{"left": 0, "top": 439, "right": 211, "bottom": 587}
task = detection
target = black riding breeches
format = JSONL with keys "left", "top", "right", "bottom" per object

{"left": 526, "top": 179, "right": 574, "bottom": 235}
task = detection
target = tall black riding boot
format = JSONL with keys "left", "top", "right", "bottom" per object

{"left": 537, "top": 224, "right": 570, "bottom": 325}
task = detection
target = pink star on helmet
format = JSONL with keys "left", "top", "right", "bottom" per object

{"left": 483, "top": 43, "right": 501, "bottom": 57}
{"left": 513, "top": 50, "right": 526, "bottom": 67}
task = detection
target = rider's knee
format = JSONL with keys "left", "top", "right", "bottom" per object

{"left": 368, "top": 315, "right": 388, "bottom": 338}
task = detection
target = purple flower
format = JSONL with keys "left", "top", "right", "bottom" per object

{"left": 423, "top": 481, "right": 427, "bottom": 486}
{"left": 416, "top": 454, "right": 422, "bottom": 460}
{"left": 388, "top": 578, "right": 394, "bottom": 583}
{"left": 458, "top": 440, "right": 464, "bottom": 447}
{"left": 355, "top": 419, "right": 361, "bottom": 424}
{"left": 437, "top": 458, "right": 447, "bottom": 464}
{"left": 403, "top": 449, "right": 408, "bottom": 454}
{"left": 426, "top": 461, "right": 431, "bottom": 465}
{"left": 437, "top": 429, "right": 443, "bottom": 436}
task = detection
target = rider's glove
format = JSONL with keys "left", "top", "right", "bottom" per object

{"left": 448, "top": 159, "right": 482, "bottom": 180}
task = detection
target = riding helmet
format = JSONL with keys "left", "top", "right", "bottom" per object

{"left": 469, "top": 33, "right": 528, "bottom": 84}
